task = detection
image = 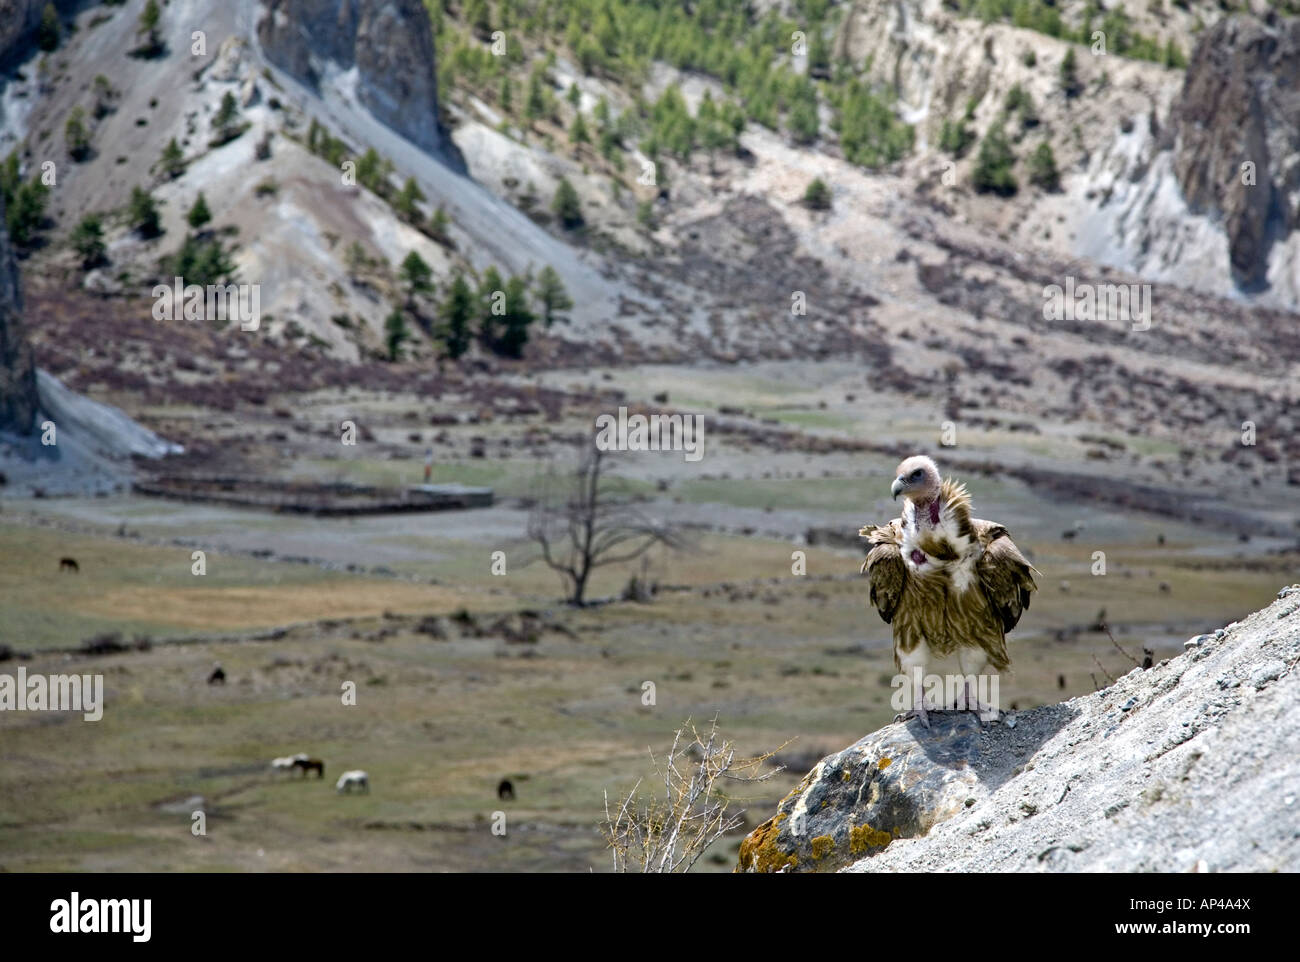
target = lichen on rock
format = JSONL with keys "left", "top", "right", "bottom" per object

{"left": 735, "top": 712, "right": 991, "bottom": 873}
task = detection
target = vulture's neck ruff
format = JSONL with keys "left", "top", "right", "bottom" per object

{"left": 901, "top": 479, "right": 979, "bottom": 590}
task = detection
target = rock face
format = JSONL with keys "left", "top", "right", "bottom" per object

{"left": 0, "top": 191, "right": 38, "bottom": 435}
{"left": 737, "top": 713, "right": 989, "bottom": 873}
{"left": 1168, "top": 15, "right": 1300, "bottom": 290}
{"left": 739, "top": 587, "right": 1300, "bottom": 873}
{"left": 35, "top": 371, "right": 182, "bottom": 460}
{"left": 257, "top": 0, "right": 449, "bottom": 159}
{"left": 0, "top": 0, "right": 77, "bottom": 67}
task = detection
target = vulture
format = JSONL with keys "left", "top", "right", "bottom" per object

{"left": 860, "top": 455, "right": 1036, "bottom": 727}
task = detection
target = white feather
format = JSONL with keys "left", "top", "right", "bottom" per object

{"left": 900, "top": 492, "right": 982, "bottom": 591}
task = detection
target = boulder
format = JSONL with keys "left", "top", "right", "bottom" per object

{"left": 739, "top": 586, "right": 1300, "bottom": 873}
{"left": 737, "top": 712, "right": 990, "bottom": 873}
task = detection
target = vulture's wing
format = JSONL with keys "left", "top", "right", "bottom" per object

{"left": 973, "top": 519, "right": 1037, "bottom": 633}
{"left": 859, "top": 520, "right": 907, "bottom": 624}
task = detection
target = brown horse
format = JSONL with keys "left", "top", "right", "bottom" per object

{"left": 293, "top": 757, "right": 325, "bottom": 779}
{"left": 59, "top": 557, "right": 79, "bottom": 572}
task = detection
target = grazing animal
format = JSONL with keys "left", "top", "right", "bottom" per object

{"left": 292, "top": 757, "right": 325, "bottom": 778}
{"left": 207, "top": 663, "right": 226, "bottom": 685}
{"left": 336, "top": 770, "right": 369, "bottom": 793}
{"left": 497, "top": 779, "right": 515, "bottom": 801}
{"left": 59, "top": 557, "right": 79, "bottom": 572}
{"left": 270, "top": 754, "right": 306, "bottom": 774}
{"left": 860, "top": 455, "right": 1037, "bottom": 728}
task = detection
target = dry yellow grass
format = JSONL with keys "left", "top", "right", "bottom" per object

{"left": 76, "top": 582, "right": 477, "bottom": 629}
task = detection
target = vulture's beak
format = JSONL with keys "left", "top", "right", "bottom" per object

{"left": 890, "top": 478, "right": 905, "bottom": 500}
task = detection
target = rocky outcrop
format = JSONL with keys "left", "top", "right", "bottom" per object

{"left": 0, "top": 191, "right": 38, "bottom": 435}
{"left": 35, "top": 371, "right": 182, "bottom": 460}
{"left": 739, "top": 587, "right": 1300, "bottom": 873}
{"left": 1167, "top": 15, "right": 1300, "bottom": 290}
{"left": 736, "top": 713, "right": 991, "bottom": 873}
{"left": 257, "top": 0, "right": 449, "bottom": 160}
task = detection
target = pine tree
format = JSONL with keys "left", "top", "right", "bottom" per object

{"left": 344, "top": 241, "right": 368, "bottom": 281}
{"left": 395, "top": 177, "right": 426, "bottom": 225}
{"left": 497, "top": 276, "right": 535, "bottom": 358}
{"left": 467, "top": 0, "right": 492, "bottom": 39}
{"left": 70, "top": 214, "right": 106, "bottom": 269}
{"left": 136, "top": 0, "right": 163, "bottom": 56}
{"left": 1162, "top": 38, "right": 1186, "bottom": 69}
{"left": 939, "top": 119, "right": 975, "bottom": 157}
{"left": 439, "top": 274, "right": 475, "bottom": 359}
{"left": 788, "top": 97, "right": 819, "bottom": 146}
{"left": 536, "top": 266, "right": 573, "bottom": 327}
{"left": 429, "top": 205, "right": 451, "bottom": 246}
{"left": 1060, "top": 48, "right": 1082, "bottom": 99}
{"left": 3, "top": 156, "right": 51, "bottom": 249}
{"left": 577, "top": 36, "right": 602, "bottom": 75}
{"left": 399, "top": 250, "right": 433, "bottom": 304}
{"left": 212, "top": 91, "right": 242, "bottom": 143}
{"left": 37, "top": 3, "right": 61, "bottom": 52}
{"left": 477, "top": 266, "right": 506, "bottom": 346}
{"left": 128, "top": 186, "right": 161, "bottom": 238}
{"left": 356, "top": 148, "right": 391, "bottom": 195}
{"left": 158, "top": 138, "right": 185, "bottom": 179}
{"left": 65, "top": 107, "right": 91, "bottom": 162}
{"left": 802, "top": 177, "right": 831, "bottom": 210}
{"left": 138, "top": 0, "right": 160, "bottom": 36}
{"left": 972, "top": 124, "right": 1018, "bottom": 196}
{"left": 525, "top": 67, "right": 547, "bottom": 122}
{"left": 187, "top": 192, "right": 213, "bottom": 230}
{"left": 92, "top": 75, "right": 117, "bottom": 119}
{"left": 571, "top": 112, "right": 590, "bottom": 144}
{"left": 1028, "top": 142, "right": 1060, "bottom": 191}
{"left": 6, "top": 178, "right": 49, "bottom": 248}
{"left": 384, "top": 308, "right": 409, "bottom": 361}
{"left": 552, "top": 178, "right": 583, "bottom": 229}
{"left": 168, "top": 234, "right": 234, "bottom": 287}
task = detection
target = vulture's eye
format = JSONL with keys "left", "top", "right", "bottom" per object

{"left": 910, "top": 469, "right": 923, "bottom": 480}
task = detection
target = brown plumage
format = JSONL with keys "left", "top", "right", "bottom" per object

{"left": 860, "top": 455, "right": 1036, "bottom": 725}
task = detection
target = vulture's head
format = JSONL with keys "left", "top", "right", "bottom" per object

{"left": 891, "top": 455, "right": 941, "bottom": 502}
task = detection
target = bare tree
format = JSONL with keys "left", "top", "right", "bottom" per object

{"left": 602, "top": 717, "right": 786, "bottom": 873}
{"left": 527, "top": 443, "right": 687, "bottom": 606}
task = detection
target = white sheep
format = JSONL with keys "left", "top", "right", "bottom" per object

{"left": 335, "top": 770, "right": 369, "bottom": 793}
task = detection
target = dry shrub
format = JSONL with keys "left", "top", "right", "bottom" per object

{"left": 602, "top": 717, "right": 785, "bottom": 873}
